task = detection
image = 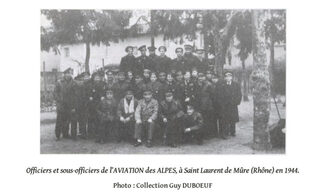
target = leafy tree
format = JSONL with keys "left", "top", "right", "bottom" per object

{"left": 264, "top": 10, "right": 286, "bottom": 94}
{"left": 235, "top": 10, "right": 252, "bottom": 101}
{"left": 41, "top": 10, "right": 132, "bottom": 73}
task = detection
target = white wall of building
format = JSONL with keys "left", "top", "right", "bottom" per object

{"left": 40, "top": 50, "right": 60, "bottom": 72}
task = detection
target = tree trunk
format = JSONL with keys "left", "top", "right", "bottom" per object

{"left": 85, "top": 42, "right": 91, "bottom": 73}
{"left": 250, "top": 10, "right": 272, "bottom": 151}
{"left": 150, "top": 10, "right": 155, "bottom": 47}
{"left": 270, "top": 40, "right": 275, "bottom": 95}
{"left": 242, "top": 60, "right": 249, "bottom": 101}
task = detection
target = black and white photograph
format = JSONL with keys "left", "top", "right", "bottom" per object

{"left": 3, "top": 0, "right": 320, "bottom": 196}
{"left": 40, "top": 9, "right": 286, "bottom": 154}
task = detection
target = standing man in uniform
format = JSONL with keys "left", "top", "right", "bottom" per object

{"left": 135, "top": 45, "right": 152, "bottom": 75}
{"left": 146, "top": 72, "right": 161, "bottom": 101}
{"left": 216, "top": 71, "right": 242, "bottom": 139}
{"left": 183, "top": 44, "right": 200, "bottom": 72}
{"left": 171, "top": 47, "right": 186, "bottom": 73}
{"left": 74, "top": 72, "right": 91, "bottom": 139}
{"left": 156, "top": 46, "right": 172, "bottom": 73}
{"left": 87, "top": 71, "right": 105, "bottom": 138}
{"left": 116, "top": 71, "right": 130, "bottom": 102}
{"left": 105, "top": 70, "right": 119, "bottom": 97}
{"left": 183, "top": 71, "right": 198, "bottom": 110}
{"left": 195, "top": 49, "right": 209, "bottom": 73}
{"left": 196, "top": 72, "right": 214, "bottom": 139}
{"left": 148, "top": 46, "right": 159, "bottom": 72}
{"left": 134, "top": 88, "right": 159, "bottom": 148}
{"left": 53, "top": 68, "right": 77, "bottom": 140}
{"left": 120, "top": 46, "right": 136, "bottom": 73}
{"left": 157, "top": 71, "right": 168, "bottom": 102}
{"left": 132, "top": 75, "right": 147, "bottom": 100}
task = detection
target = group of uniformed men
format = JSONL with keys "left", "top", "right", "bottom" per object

{"left": 54, "top": 44, "right": 242, "bottom": 148}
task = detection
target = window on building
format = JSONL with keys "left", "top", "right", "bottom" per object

{"left": 64, "top": 47, "right": 70, "bottom": 57}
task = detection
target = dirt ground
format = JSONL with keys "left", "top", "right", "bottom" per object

{"left": 40, "top": 96, "right": 286, "bottom": 154}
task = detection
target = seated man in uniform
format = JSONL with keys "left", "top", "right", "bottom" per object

{"left": 134, "top": 88, "right": 159, "bottom": 148}
{"left": 96, "top": 89, "right": 117, "bottom": 144}
{"left": 117, "top": 88, "right": 139, "bottom": 143}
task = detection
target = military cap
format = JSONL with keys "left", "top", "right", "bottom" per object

{"left": 143, "top": 68, "right": 151, "bottom": 73}
{"left": 212, "top": 73, "right": 219, "bottom": 78}
{"left": 205, "top": 70, "right": 212, "bottom": 74}
{"left": 198, "top": 72, "right": 205, "bottom": 77}
{"left": 105, "top": 88, "right": 113, "bottom": 93}
{"left": 184, "top": 44, "right": 193, "bottom": 50}
{"left": 186, "top": 103, "right": 195, "bottom": 109}
{"left": 165, "top": 90, "right": 174, "bottom": 97}
{"left": 75, "top": 71, "right": 90, "bottom": 80}
{"left": 135, "top": 74, "right": 142, "bottom": 79}
{"left": 143, "top": 86, "right": 153, "bottom": 93}
{"left": 125, "top": 46, "right": 134, "bottom": 52}
{"left": 175, "top": 47, "right": 183, "bottom": 53}
{"left": 138, "top": 45, "right": 147, "bottom": 51}
{"left": 118, "top": 71, "right": 125, "bottom": 76}
{"left": 158, "top": 71, "right": 166, "bottom": 76}
{"left": 175, "top": 70, "right": 183, "bottom": 75}
{"left": 83, "top": 71, "right": 90, "bottom": 77}
{"left": 158, "top": 46, "right": 167, "bottom": 52}
{"left": 105, "top": 70, "right": 114, "bottom": 75}
{"left": 195, "top": 48, "right": 206, "bottom": 53}
{"left": 148, "top": 46, "right": 157, "bottom": 51}
{"left": 224, "top": 70, "right": 233, "bottom": 76}
{"left": 125, "top": 86, "right": 134, "bottom": 94}
{"left": 97, "top": 70, "right": 105, "bottom": 77}
{"left": 191, "top": 67, "right": 198, "bottom": 71}
{"left": 63, "top": 67, "right": 73, "bottom": 74}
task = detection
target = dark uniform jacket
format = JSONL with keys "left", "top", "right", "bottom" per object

{"left": 174, "top": 80, "right": 185, "bottom": 103}
{"left": 135, "top": 55, "right": 152, "bottom": 75}
{"left": 183, "top": 79, "right": 198, "bottom": 106}
{"left": 87, "top": 80, "right": 106, "bottom": 113}
{"left": 195, "top": 58, "right": 209, "bottom": 73}
{"left": 74, "top": 79, "right": 91, "bottom": 111}
{"left": 54, "top": 78, "right": 77, "bottom": 111}
{"left": 171, "top": 57, "right": 186, "bottom": 73}
{"left": 155, "top": 55, "right": 172, "bottom": 73}
{"left": 183, "top": 112, "right": 204, "bottom": 132}
{"left": 149, "top": 54, "right": 159, "bottom": 72}
{"left": 132, "top": 81, "right": 147, "bottom": 100}
{"left": 97, "top": 98, "right": 118, "bottom": 122}
{"left": 159, "top": 100, "right": 184, "bottom": 121}
{"left": 216, "top": 81, "right": 242, "bottom": 122}
{"left": 116, "top": 80, "right": 130, "bottom": 101}
{"left": 146, "top": 81, "right": 162, "bottom": 101}
{"left": 120, "top": 54, "right": 136, "bottom": 72}
{"left": 196, "top": 81, "right": 213, "bottom": 111}
{"left": 183, "top": 53, "right": 200, "bottom": 71}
